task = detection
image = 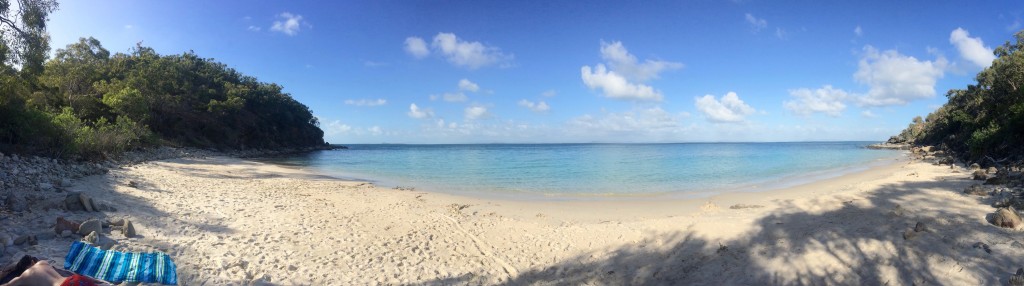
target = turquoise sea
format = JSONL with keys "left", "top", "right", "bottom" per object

{"left": 265, "top": 142, "right": 903, "bottom": 199}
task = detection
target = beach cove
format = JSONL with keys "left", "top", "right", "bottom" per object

{"left": 3, "top": 150, "right": 1022, "bottom": 285}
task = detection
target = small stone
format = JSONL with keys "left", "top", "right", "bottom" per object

{"left": 974, "top": 170, "right": 989, "bottom": 180}
{"left": 990, "top": 208, "right": 1022, "bottom": 228}
{"left": 970, "top": 163, "right": 981, "bottom": 170}
{"left": 78, "top": 219, "right": 102, "bottom": 236}
{"left": 128, "top": 181, "right": 139, "bottom": 188}
{"left": 122, "top": 220, "right": 136, "bottom": 238}
{"left": 0, "top": 233, "right": 12, "bottom": 246}
{"left": 60, "top": 230, "right": 72, "bottom": 238}
{"left": 60, "top": 178, "right": 73, "bottom": 187}
{"left": 964, "top": 184, "right": 988, "bottom": 196}
{"left": 14, "top": 235, "right": 28, "bottom": 245}
{"left": 83, "top": 231, "right": 98, "bottom": 244}
{"left": 55, "top": 217, "right": 81, "bottom": 234}
{"left": 38, "top": 182, "right": 53, "bottom": 191}
{"left": 27, "top": 235, "right": 37, "bottom": 246}
{"left": 64, "top": 193, "right": 84, "bottom": 211}
{"left": 914, "top": 221, "right": 927, "bottom": 232}
{"left": 988, "top": 167, "right": 999, "bottom": 174}
{"left": 79, "top": 194, "right": 95, "bottom": 212}
{"left": 902, "top": 229, "right": 917, "bottom": 240}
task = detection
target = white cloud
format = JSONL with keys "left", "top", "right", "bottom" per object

{"left": 854, "top": 25, "right": 863, "bottom": 37}
{"left": 518, "top": 99, "right": 550, "bottom": 113}
{"left": 404, "top": 37, "right": 430, "bottom": 58}
{"left": 431, "top": 33, "right": 512, "bottom": 69}
{"left": 567, "top": 107, "right": 691, "bottom": 139}
{"left": 861, "top": 110, "right": 878, "bottom": 118}
{"left": 745, "top": 13, "right": 767, "bottom": 32}
{"left": 949, "top": 28, "right": 995, "bottom": 68}
{"left": 458, "top": 78, "right": 480, "bottom": 92}
{"left": 695, "top": 92, "right": 756, "bottom": 123}
{"left": 271, "top": 12, "right": 305, "bottom": 36}
{"left": 247, "top": 25, "right": 261, "bottom": 32}
{"left": 581, "top": 64, "right": 663, "bottom": 101}
{"left": 582, "top": 41, "right": 679, "bottom": 102}
{"left": 783, "top": 85, "right": 849, "bottom": 117}
{"left": 344, "top": 98, "right": 387, "bottom": 107}
{"left": 854, "top": 46, "right": 947, "bottom": 106}
{"left": 368, "top": 126, "right": 383, "bottom": 136}
{"left": 440, "top": 92, "right": 467, "bottom": 102}
{"left": 464, "top": 105, "right": 490, "bottom": 120}
{"left": 324, "top": 120, "right": 352, "bottom": 136}
{"left": 599, "top": 41, "right": 683, "bottom": 82}
{"left": 407, "top": 103, "right": 434, "bottom": 119}
{"left": 775, "top": 27, "right": 787, "bottom": 39}
{"left": 541, "top": 90, "right": 557, "bottom": 97}
{"left": 124, "top": 24, "right": 134, "bottom": 30}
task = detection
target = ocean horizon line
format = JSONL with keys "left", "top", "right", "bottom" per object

{"left": 329, "top": 140, "right": 888, "bottom": 146}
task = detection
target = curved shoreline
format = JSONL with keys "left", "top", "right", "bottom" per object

{"left": 4, "top": 154, "right": 1019, "bottom": 285}
{"left": 253, "top": 149, "right": 907, "bottom": 203}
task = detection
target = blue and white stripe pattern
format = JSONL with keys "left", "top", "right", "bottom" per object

{"left": 64, "top": 241, "right": 178, "bottom": 285}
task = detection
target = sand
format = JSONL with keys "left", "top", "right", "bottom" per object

{"left": 6, "top": 155, "right": 1024, "bottom": 285}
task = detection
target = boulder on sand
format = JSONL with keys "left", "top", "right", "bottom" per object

{"left": 990, "top": 207, "right": 1023, "bottom": 228}
{"left": 78, "top": 219, "right": 102, "bottom": 236}
{"left": 973, "top": 170, "right": 989, "bottom": 180}
{"left": 963, "top": 184, "right": 988, "bottom": 196}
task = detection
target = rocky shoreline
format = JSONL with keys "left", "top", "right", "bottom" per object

{"left": 0, "top": 145, "right": 341, "bottom": 264}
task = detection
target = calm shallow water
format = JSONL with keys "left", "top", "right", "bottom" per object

{"left": 264, "top": 142, "right": 902, "bottom": 198}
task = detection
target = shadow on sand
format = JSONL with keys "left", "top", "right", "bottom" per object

{"left": 418, "top": 177, "right": 1022, "bottom": 285}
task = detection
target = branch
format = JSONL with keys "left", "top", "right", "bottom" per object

{"left": 0, "top": 16, "right": 28, "bottom": 38}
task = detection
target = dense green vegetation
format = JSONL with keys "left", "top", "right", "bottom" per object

{"left": 0, "top": 0, "right": 325, "bottom": 159}
{"left": 895, "top": 30, "right": 1024, "bottom": 162}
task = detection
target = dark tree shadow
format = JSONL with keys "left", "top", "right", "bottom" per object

{"left": 416, "top": 175, "right": 1024, "bottom": 285}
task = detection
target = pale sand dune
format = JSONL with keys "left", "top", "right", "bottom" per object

{"left": 41, "top": 156, "right": 1024, "bottom": 284}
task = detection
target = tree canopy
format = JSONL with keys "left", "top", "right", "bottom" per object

{"left": 0, "top": 1, "right": 325, "bottom": 159}
{"left": 895, "top": 30, "right": 1024, "bottom": 162}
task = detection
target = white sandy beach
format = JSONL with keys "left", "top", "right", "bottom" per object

{"left": 6, "top": 155, "right": 1023, "bottom": 285}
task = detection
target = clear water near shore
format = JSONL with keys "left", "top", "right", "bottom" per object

{"left": 263, "top": 142, "right": 902, "bottom": 199}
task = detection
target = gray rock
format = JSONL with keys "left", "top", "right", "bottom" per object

{"left": 5, "top": 196, "right": 26, "bottom": 212}
{"left": 964, "top": 184, "right": 988, "bottom": 196}
{"left": 122, "top": 220, "right": 136, "bottom": 238}
{"left": 64, "top": 193, "right": 84, "bottom": 211}
{"left": 973, "top": 170, "right": 989, "bottom": 180}
{"left": 60, "top": 230, "right": 72, "bottom": 238}
{"left": 79, "top": 194, "right": 95, "bottom": 212}
{"left": 60, "top": 178, "right": 72, "bottom": 187}
{"left": 990, "top": 207, "right": 1022, "bottom": 228}
{"left": 914, "top": 221, "right": 928, "bottom": 232}
{"left": 38, "top": 182, "right": 53, "bottom": 191}
{"left": 82, "top": 231, "right": 98, "bottom": 244}
{"left": 78, "top": 219, "right": 102, "bottom": 236}
{"left": 13, "top": 235, "right": 28, "bottom": 245}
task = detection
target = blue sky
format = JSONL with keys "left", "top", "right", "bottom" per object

{"left": 47, "top": 1, "right": 1023, "bottom": 143}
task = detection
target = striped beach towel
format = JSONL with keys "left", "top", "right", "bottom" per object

{"left": 63, "top": 241, "right": 177, "bottom": 285}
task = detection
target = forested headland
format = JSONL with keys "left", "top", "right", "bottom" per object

{"left": 0, "top": 0, "right": 325, "bottom": 160}
{"left": 893, "top": 31, "right": 1024, "bottom": 165}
